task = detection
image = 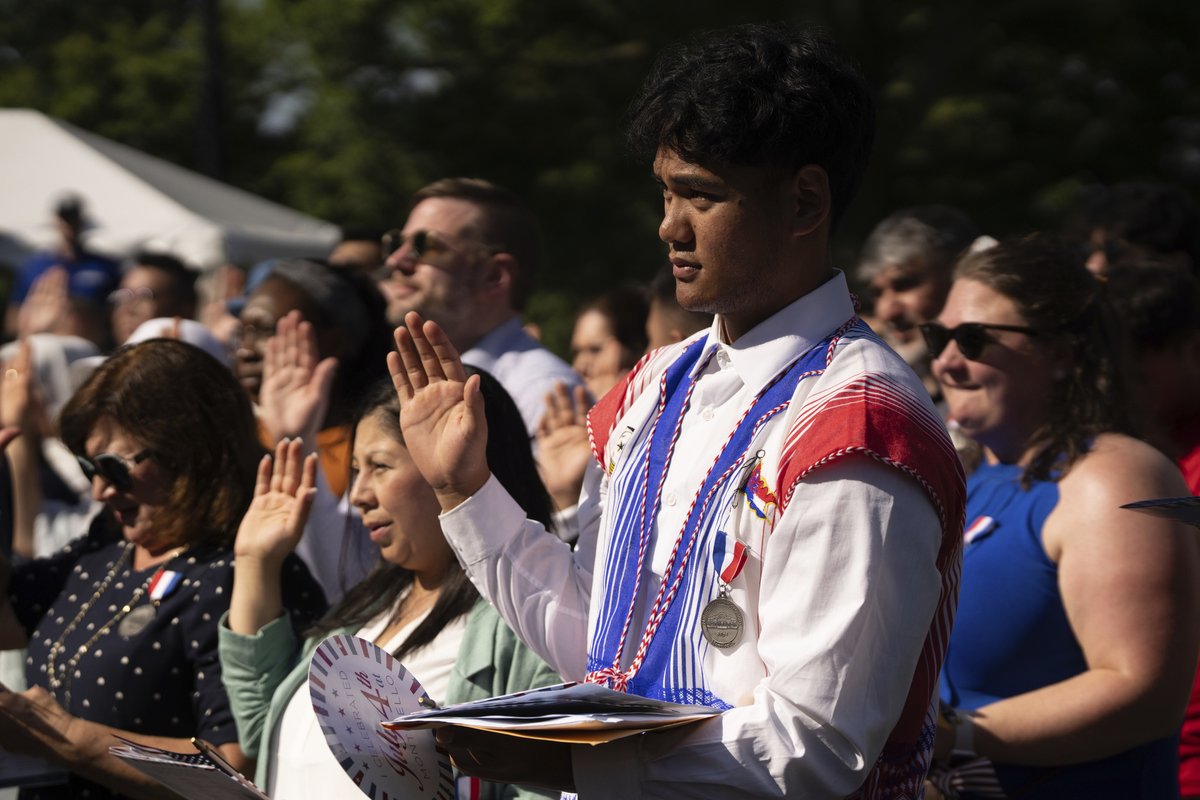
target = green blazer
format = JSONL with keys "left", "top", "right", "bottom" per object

{"left": 218, "top": 599, "right": 561, "bottom": 799}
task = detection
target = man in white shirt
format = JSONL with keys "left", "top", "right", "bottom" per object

{"left": 389, "top": 23, "right": 965, "bottom": 799}
{"left": 377, "top": 177, "right": 580, "bottom": 436}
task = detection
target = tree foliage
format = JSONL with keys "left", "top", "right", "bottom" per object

{"left": 3, "top": 0, "right": 1198, "bottom": 350}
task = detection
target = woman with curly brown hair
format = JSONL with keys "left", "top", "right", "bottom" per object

{"left": 925, "top": 234, "right": 1199, "bottom": 798}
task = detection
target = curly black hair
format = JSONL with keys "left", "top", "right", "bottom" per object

{"left": 625, "top": 23, "right": 875, "bottom": 228}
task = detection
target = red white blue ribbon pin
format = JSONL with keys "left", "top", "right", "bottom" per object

{"left": 148, "top": 569, "right": 184, "bottom": 602}
{"left": 963, "top": 515, "right": 995, "bottom": 545}
{"left": 713, "top": 531, "right": 748, "bottom": 584}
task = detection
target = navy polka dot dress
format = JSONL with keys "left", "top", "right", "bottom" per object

{"left": 10, "top": 515, "right": 326, "bottom": 799}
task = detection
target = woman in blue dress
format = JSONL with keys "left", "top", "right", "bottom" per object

{"left": 924, "top": 234, "right": 1199, "bottom": 798}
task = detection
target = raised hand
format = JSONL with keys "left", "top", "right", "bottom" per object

{"left": 198, "top": 264, "right": 245, "bottom": 347}
{"left": 0, "top": 339, "right": 36, "bottom": 431}
{"left": 1, "top": 340, "right": 47, "bottom": 561}
{"left": 233, "top": 438, "right": 318, "bottom": 566}
{"left": 258, "top": 310, "right": 337, "bottom": 444}
{"left": 388, "top": 311, "right": 490, "bottom": 509}
{"left": 15, "top": 267, "right": 70, "bottom": 338}
{"left": 536, "top": 381, "right": 594, "bottom": 511}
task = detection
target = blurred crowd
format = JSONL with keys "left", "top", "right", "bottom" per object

{"left": 1, "top": 63, "right": 1200, "bottom": 800}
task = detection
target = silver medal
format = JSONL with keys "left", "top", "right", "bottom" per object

{"left": 700, "top": 590, "right": 743, "bottom": 649}
{"left": 118, "top": 605, "right": 155, "bottom": 638}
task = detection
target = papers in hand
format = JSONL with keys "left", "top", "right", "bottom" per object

{"left": 109, "top": 737, "right": 269, "bottom": 800}
{"left": 383, "top": 681, "right": 721, "bottom": 745}
{"left": 1121, "top": 495, "right": 1200, "bottom": 527}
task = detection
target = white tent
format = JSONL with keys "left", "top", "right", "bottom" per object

{"left": 0, "top": 108, "right": 340, "bottom": 271}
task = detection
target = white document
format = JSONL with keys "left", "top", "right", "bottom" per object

{"left": 383, "top": 681, "right": 720, "bottom": 744}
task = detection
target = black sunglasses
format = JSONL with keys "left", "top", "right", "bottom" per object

{"left": 381, "top": 229, "right": 436, "bottom": 260}
{"left": 919, "top": 322, "right": 1041, "bottom": 361}
{"left": 379, "top": 229, "right": 497, "bottom": 262}
{"left": 76, "top": 450, "right": 152, "bottom": 492}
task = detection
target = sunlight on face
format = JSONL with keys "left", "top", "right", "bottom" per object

{"left": 84, "top": 420, "right": 175, "bottom": 554}
{"left": 349, "top": 412, "right": 454, "bottom": 580}
{"left": 930, "top": 279, "right": 1056, "bottom": 461}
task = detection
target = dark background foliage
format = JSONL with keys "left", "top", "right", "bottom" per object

{"left": 3, "top": 0, "right": 1196, "bottom": 353}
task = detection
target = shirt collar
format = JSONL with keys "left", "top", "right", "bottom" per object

{"left": 695, "top": 270, "right": 856, "bottom": 391}
{"left": 460, "top": 316, "right": 523, "bottom": 370}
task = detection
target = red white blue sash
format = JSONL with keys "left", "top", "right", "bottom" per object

{"left": 584, "top": 334, "right": 830, "bottom": 707}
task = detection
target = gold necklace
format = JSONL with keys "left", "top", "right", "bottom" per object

{"left": 45, "top": 542, "right": 184, "bottom": 706}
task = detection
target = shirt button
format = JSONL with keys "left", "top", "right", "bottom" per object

{"left": 665, "top": 492, "right": 677, "bottom": 507}
{"left": 701, "top": 407, "right": 714, "bottom": 421}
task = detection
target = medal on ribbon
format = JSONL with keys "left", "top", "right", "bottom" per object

{"left": 119, "top": 567, "right": 182, "bottom": 638}
{"left": 118, "top": 605, "right": 155, "bottom": 638}
{"left": 701, "top": 531, "right": 747, "bottom": 649}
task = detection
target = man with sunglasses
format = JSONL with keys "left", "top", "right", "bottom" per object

{"left": 377, "top": 177, "right": 580, "bottom": 436}
{"left": 391, "top": 23, "right": 965, "bottom": 798}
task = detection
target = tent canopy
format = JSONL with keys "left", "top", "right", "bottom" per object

{"left": 0, "top": 108, "right": 340, "bottom": 271}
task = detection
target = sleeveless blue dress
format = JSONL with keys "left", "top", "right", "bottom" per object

{"left": 940, "top": 461, "right": 1179, "bottom": 798}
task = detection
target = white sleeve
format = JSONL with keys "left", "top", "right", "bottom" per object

{"left": 438, "top": 461, "right": 604, "bottom": 680}
{"left": 572, "top": 458, "right": 944, "bottom": 799}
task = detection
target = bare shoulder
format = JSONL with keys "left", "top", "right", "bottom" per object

{"left": 1044, "top": 434, "right": 1189, "bottom": 558}
{"left": 1059, "top": 433, "right": 1187, "bottom": 506}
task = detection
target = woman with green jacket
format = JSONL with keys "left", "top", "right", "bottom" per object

{"left": 219, "top": 371, "right": 561, "bottom": 800}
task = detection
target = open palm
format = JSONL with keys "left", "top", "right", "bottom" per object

{"left": 536, "top": 381, "right": 594, "bottom": 511}
{"left": 389, "top": 312, "right": 490, "bottom": 504}
{"left": 233, "top": 438, "right": 318, "bottom": 565}
{"left": 258, "top": 310, "right": 337, "bottom": 444}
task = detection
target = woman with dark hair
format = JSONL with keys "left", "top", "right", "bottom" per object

{"left": 0, "top": 339, "right": 325, "bottom": 800}
{"left": 923, "top": 234, "right": 1199, "bottom": 798}
{"left": 231, "top": 257, "right": 393, "bottom": 601}
{"left": 233, "top": 257, "right": 392, "bottom": 495}
{"left": 569, "top": 287, "right": 649, "bottom": 401}
{"left": 219, "top": 370, "right": 560, "bottom": 800}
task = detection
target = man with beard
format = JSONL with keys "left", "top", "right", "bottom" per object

{"left": 377, "top": 178, "right": 580, "bottom": 436}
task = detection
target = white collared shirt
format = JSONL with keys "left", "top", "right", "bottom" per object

{"left": 441, "top": 271, "right": 946, "bottom": 798}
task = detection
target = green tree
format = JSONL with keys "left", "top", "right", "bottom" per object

{"left": 4, "top": 0, "right": 1198, "bottom": 352}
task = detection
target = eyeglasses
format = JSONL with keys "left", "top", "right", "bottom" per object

{"left": 919, "top": 321, "right": 1042, "bottom": 361}
{"left": 232, "top": 321, "right": 276, "bottom": 350}
{"left": 77, "top": 450, "right": 152, "bottom": 491}
{"left": 379, "top": 229, "right": 496, "bottom": 263}
{"left": 108, "top": 287, "right": 156, "bottom": 306}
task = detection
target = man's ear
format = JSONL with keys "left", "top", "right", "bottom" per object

{"left": 791, "top": 165, "right": 831, "bottom": 237}
{"left": 482, "top": 252, "right": 517, "bottom": 304}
